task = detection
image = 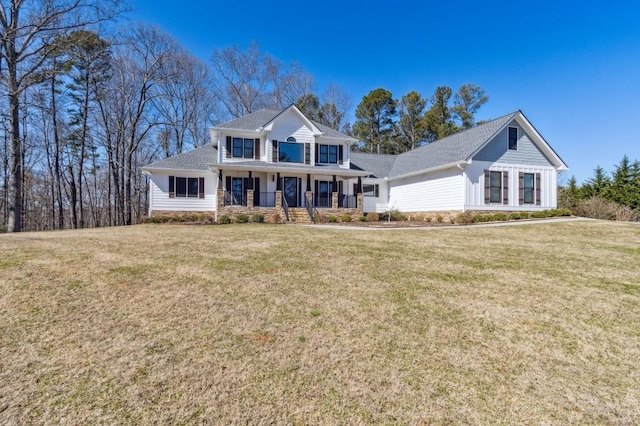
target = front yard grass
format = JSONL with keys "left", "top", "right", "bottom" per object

{"left": 1, "top": 220, "right": 639, "bottom": 423}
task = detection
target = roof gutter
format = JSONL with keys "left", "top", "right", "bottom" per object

{"left": 211, "top": 163, "right": 369, "bottom": 177}
{"left": 387, "top": 160, "right": 467, "bottom": 181}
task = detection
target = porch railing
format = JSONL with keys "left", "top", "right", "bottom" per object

{"left": 339, "top": 194, "right": 357, "bottom": 209}
{"left": 256, "top": 192, "right": 276, "bottom": 207}
{"left": 315, "top": 195, "right": 331, "bottom": 208}
{"left": 223, "top": 191, "right": 246, "bottom": 206}
{"left": 281, "top": 192, "right": 289, "bottom": 221}
{"left": 305, "top": 193, "right": 315, "bottom": 222}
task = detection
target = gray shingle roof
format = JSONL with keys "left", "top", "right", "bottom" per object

{"left": 216, "top": 107, "right": 353, "bottom": 139}
{"left": 349, "top": 153, "right": 397, "bottom": 178}
{"left": 143, "top": 144, "right": 218, "bottom": 171}
{"left": 387, "top": 111, "right": 519, "bottom": 178}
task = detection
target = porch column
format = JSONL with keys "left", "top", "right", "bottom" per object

{"left": 247, "top": 171, "right": 253, "bottom": 189}
{"left": 357, "top": 176, "right": 362, "bottom": 193}
{"left": 218, "top": 171, "right": 223, "bottom": 188}
{"left": 331, "top": 174, "right": 338, "bottom": 209}
{"left": 306, "top": 174, "right": 311, "bottom": 192}
{"left": 276, "top": 172, "right": 281, "bottom": 191}
{"left": 246, "top": 189, "right": 254, "bottom": 208}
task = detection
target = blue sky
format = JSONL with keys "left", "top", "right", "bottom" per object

{"left": 130, "top": 0, "right": 640, "bottom": 184}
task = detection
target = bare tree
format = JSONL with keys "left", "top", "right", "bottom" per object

{"left": 211, "top": 41, "right": 314, "bottom": 119}
{"left": 0, "top": 0, "right": 123, "bottom": 232}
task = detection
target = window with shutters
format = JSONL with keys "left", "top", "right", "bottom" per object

{"left": 317, "top": 144, "right": 340, "bottom": 164}
{"left": 232, "top": 137, "right": 254, "bottom": 159}
{"left": 168, "top": 176, "right": 205, "bottom": 198}
{"left": 278, "top": 137, "right": 304, "bottom": 163}
{"left": 362, "top": 184, "right": 379, "bottom": 198}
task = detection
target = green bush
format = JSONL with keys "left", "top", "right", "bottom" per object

{"left": 234, "top": 213, "right": 248, "bottom": 223}
{"left": 219, "top": 215, "right": 231, "bottom": 224}
{"left": 358, "top": 215, "right": 367, "bottom": 222}
{"left": 492, "top": 212, "right": 508, "bottom": 221}
{"left": 328, "top": 215, "right": 338, "bottom": 223}
{"left": 380, "top": 210, "right": 405, "bottom": 221}
{"left": 456, "top": 211, "right": 475, "bottom": 224}
{"left": 366, "top": 212, "right": 379, "bottom": 222}
{"left": 436, "top": 214, "right": 444, "bottom": 223}
{"left": 341, "top": 214, "right": 352, "bottom": 222}
{"left": 251, "top": 213, "right": 265, "bottom": 223}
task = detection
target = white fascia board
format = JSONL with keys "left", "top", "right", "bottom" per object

{"left": 387, "top": 161, "right": 467, "bottom": 181}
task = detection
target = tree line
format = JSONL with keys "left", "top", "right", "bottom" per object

{"left": 559, "top": 155, "right": 640, "bottom": 220}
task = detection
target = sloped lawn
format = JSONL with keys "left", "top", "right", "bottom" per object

{"left": 1, "top": 221, "right": 639, "bottom": 424}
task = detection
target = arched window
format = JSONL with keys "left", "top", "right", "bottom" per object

{"left": 286, "top": 136, "right": 296, "bottom": 142}
{"left": 279, "top": 136, "right": 303, "bottom": 163}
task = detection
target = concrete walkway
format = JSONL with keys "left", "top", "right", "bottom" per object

{"left": 297, "top": 216, "right": 592, "bottom": 231}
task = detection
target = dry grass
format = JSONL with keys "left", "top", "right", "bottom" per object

{"left": 1, "top": 220, "right": 639, "bottom": 424}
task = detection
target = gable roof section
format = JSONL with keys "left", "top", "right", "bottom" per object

{"left": 142, "top": 144, "right": 218, "bottom": 172}
{"left": 214, "top": 106, "right": 355, "bottom": 140}
{"left": 387, "top": 111, "right": 519, "bottom": 178}
{"left": 350, "top": 152, "right": 397, "bottom": 178}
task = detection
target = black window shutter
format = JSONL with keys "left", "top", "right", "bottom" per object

{"left": 199, "top": 177, "right": 205, "bottom": 199}
{"left": 272, "top": 140, "right": 278, "bottom": 162}
{"left": 305, "top": 143, "right": 310, "bottom": 164}
{"left": 353, "top": 183, "right": 358, "bottom": 195}
{"left": 484, "top": 170, "right": 490, "bottom": 204}
{"left": 535, "top": 173, "right": 541, "bottom": 205}
{"left": 315, "top": 143, "right": 319, "bottom": 163}
{"left": 314, "top": 180, "right": 319, "bottom": 205}
{"left": 226, "top": 136, "right": 232, "bottom": 158}
{"left": 519, "top": 172, "right": 524, "bottom": 205}
{"left": 338, "top": 145, "right": 344, "bottom": 164}
{"left": 225, "top": 176, "right": 231, "bottom": 191}
{"left": 374, "top": 184, "right": 379, "bottom": 198}
{"left": 338, "top": 181, "right": 343, "bottom": 195}
{"left": 169, "top": 175, "right": 175, "bottom": 198}
{"left": 253, "top": 139, "right": 259, "bottom": 160}
{"left": 502, "top": 171, "right": 509, "bottom": 205}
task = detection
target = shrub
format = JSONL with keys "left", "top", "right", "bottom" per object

{"left": 573, "top": 196, "right": 619, "bottom": 220}
{"left": 390, "top": 210, "right": 405, "bottom": 221}
{"left": 493, "top": 212, "right": 508, "bottom": 221}
{"left": 508, "top": 212, "right": 528, "bottom": 220}
{"left": 328, "top": 215, "right": 338, "bottom": 223}
{"left": 436, "top": 214, "right": 444, "bottom": 223}
{"left": 235, "top": 213, "right": 248, "bottom": 223}
{"left": 251, "top": 213, "right": 265, "bottom": 223}
{"left": 424, "top": 216, "right": 432, "bottom": 223}
{"left": 366, "top": 212, "right": 379, "bottom": 222}
{"left": 358, "top": 215, "right": 367, "bottom": 222}
{"left": 341, "top": 214, "right": 352, "bottom": 222}
{"left": 456, "top": 211, "right": 475, "bottom": 224}
{"left": 219, "top": 215, "right": 231, "bottom": 224}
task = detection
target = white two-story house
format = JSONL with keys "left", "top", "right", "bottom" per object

{"left": 142, "top": 106, "right": 568, "bottom": 223}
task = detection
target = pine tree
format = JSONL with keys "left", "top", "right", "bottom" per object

{"left": 353, "top": 88, "right": 397, "bottom": 154}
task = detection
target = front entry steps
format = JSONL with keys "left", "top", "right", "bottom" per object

{"left": 286, "top": 208, "right": 313, "bottom": 224}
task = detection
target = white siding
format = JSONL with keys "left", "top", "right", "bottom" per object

{"left": 388, "top": 168, "right": 464, "bottom": 212}
{"left": 361, "top": 178, "right": 389, "bottom": 213}
{"left": 464, "top": 161, "right": 558, "bottom": 210}
{"left": 149, "top": 171, "right": 217, "bottom": 213}
{"left": 268, "top": 110, "right": 314, "bottom": 163}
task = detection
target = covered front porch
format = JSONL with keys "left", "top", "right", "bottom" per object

{"left": 213, "top": 164, "right": 368, "bottom": 223}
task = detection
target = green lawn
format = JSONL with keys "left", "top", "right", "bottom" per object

{"left": 1, "top": 220, "right": 639, "bottom": 424}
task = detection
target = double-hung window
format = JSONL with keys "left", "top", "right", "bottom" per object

{"left": 523, "top": 173, "right": 535, "bottom": 204}
{"left": 489, "top": 171, "right": 502, "bottom": 203}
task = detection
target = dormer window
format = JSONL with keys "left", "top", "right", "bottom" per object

{"left": 229, "top": 137, "right": 255, "bottom": 159}
{"left": 316, "top": 143, "right": 344, "bottom": 164}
